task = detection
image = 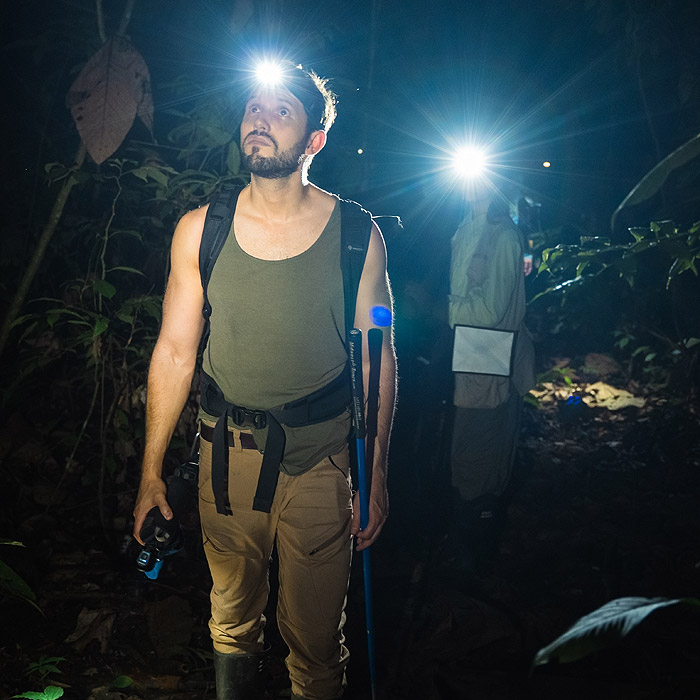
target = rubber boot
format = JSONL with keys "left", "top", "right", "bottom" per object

{"left": 214, "top": 650, "right": 266, "bottom": 700}
{"left": 443, "top": 493, "right": 503, "bottom": 575}
{"left": 466, "top": 494, "right": 505, "bottom": 575}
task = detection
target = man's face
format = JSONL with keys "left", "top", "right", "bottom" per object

{"left": 240, "top": 88, "right": 312, "bottom": 179}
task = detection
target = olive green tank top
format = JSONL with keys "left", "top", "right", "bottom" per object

{"left": 199, "top": 200, "right": 351, "bottom": 475}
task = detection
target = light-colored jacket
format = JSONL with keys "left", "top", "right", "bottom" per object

{"left": 448, "top": 211, "right": 535, "bottom": 408}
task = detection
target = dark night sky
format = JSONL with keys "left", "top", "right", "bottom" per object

{"left": 3, "top": 0, "right": 699, "bottom": 250}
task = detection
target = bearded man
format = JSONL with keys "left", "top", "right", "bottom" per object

{"left": 133, "top": 63, "right": 396, "bottom": 700}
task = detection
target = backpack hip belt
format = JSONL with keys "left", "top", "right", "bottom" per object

{"left": 200, "top": 369, "right": 351, "bottom": 515}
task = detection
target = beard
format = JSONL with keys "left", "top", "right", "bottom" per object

{"left": 241, "top": 133, "right": 308, "bottom": 179}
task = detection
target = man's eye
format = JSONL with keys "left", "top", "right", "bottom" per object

{"left": 279, "top": 108, "right": 289, "bottom": 116}
{"left": 249, "top": 105, "right": 260, "bottom": 113}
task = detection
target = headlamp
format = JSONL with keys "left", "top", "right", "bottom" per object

{"left": 452, "top": 145, "right": 488, "bottom": 179}
{"left": 253, "top": 59, "right": 286, "bottom": 87}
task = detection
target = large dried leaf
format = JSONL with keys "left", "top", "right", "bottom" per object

{"left": 611, "top": 132, "right": 700, "bottom": 231}
{"left": 65, "top": 606, "right": 117, "bottom": 653}
{"left": 67, "top": 37, "right": 153, "bottom": 164}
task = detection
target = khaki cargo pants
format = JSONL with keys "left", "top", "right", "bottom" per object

{"left": 198, "top": 424, "right": 353, "bottom": 700}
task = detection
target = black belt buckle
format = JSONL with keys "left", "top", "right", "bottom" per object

{"left": 232, "top": 407, "right": 267, "bottom": 429}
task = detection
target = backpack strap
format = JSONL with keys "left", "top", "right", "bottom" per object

{"left": 339, "top": 198, "right": 373, "bottom": 338}
{"left": 198, "top": 186, "right": 243, "bottom": 350}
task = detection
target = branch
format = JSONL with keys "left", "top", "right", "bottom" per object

{"left": 96, "top": 0, "right": 107, "bottom": 42}
{"left": 0, "top": 143, "right": 87, "bottom": 359}
{"left": 117, "top": 0, "right": 136, "bottom": 37}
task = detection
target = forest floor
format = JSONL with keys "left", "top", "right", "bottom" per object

{"left": 2, "top": 355, "right": 700, "bottom": 700}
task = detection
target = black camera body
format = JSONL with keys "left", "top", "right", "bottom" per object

{"left": 136, "top": 459, "right": 198, "bottom": 578}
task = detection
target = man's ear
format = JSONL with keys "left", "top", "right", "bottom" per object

{"left": 306, "top": 129, "right": 326, "bottom": 155}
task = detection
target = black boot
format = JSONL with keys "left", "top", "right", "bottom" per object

{"left": 443, "top": 494, "right": 503, "bottom": 575}
{"left": 214, "top": 650, "right": 267, "bottom": 700}
{"left": 465, "top": 494, "right": 505, "bottom": 574}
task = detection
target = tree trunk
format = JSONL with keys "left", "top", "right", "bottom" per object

{"left": 0, "top": 143, "right": 87, "bottom": 358}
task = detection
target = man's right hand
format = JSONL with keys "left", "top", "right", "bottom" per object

{"left": 133, "top": 477, "right": 172, "bottom": 545}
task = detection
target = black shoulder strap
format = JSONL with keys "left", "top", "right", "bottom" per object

{"left": 198, "top": 186, "right": 243, "bottom": 351}
{"left": 200, "top": 186, "right": 243, "bottom": 318}
{"left": 339, "top": 198, "right": 373, "bottom": 339}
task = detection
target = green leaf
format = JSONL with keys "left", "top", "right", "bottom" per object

{"left": 650, "top": 220, "right": 676, "bottom": 237}
{"left": 142, "top": 298, "right": 163, "bottom": 320}
{"left": 26, "top": 656, "right": 66, "bottom": 676}
{"left": 0, "top": 539, "right": 25, "bottom": 547}
{"left": 613, "top": 256, "right": 637, "bottom": 287}
{"left": 579, "top": 236, "right": 610, "bottom": 249}
{"left": 534, "top": 597, "right": 700, "bottom": 667}
{"left": 628, "top": 239, "right": 653, "bottom": 254}
{"left": 93, "top": 317, "right": 109, "bottom": 337}
{"left": 667, "top": 255, "right": 698, "bottom": 287}
{"left": 658, "top": 237, "right": 689, "bottom": 258}
{"left": 628, "top": 227, "right": 650, "bottom": 242}
{"left": 131, "top": 165, "right": 172, "bottom": 187}
{"left": 112, "top": 675, "right": 133, "bottom": 689}
{"left": 116, "top": 305, "right": 136, "bottom": 324}
{"left": 93, "top": 278, "right": 116, "bottom": 299}
{"left": 523, "top": 392, "right": 540, "bottom": 408}
{"left": 0, "top": 560, "right": 41, "bottom": 612}
{"left": 46, "top": 311, "right": 62, "bottom": 329}
{"left": 108, "top": 266, "right": 145, "bottom": 276}
{"left": 12, "top": 685, "right": 63, "bottom": 700}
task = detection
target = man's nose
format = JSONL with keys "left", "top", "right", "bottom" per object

{"left": 253, "top": 110, "right": 270, "bottom": 130}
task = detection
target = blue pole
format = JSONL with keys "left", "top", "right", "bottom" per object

{"left": 348, "top": 329, "right": 376, "bottom": 700}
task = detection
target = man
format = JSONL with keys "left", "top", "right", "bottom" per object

{"left": 447, "top": 184, "right": 534, "bottom": 564}
{"left": 133, "top": 63, "right": 396, "bottom": 700}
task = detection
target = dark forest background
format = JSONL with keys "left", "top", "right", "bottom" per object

{"left": 1, "top": 1, "right": 699, "bottom": 698}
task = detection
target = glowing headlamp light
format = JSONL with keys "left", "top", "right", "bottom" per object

{"left": 452, "top": 145, "right": 488, "bottom": 179}
{"left": 254, "top": 60, "right": 286, "bottom": 87}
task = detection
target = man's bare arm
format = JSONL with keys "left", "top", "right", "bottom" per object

{"left": 351, "top": 221, "right": 397, "bottom": 551}
{"left": 132, "top": 207, "right": 207, "bottom": 544}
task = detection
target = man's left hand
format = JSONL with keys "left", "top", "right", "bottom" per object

{"left": 351, "top": 487, "right": 388, "bottom": 551}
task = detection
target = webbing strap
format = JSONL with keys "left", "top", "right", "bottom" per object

{"left": 339, "top": 199, "right": 372, "bottom": 338}
{"left": 201, "top": 370, "right": 350, "bottom": 515}
{"left": 252, "top": 417, "right": 283, "bottom": 513}
{"left": 199, "top": 186, "right": 243, "bottom": 352}
{"left": 210, "top": 407, "right": 284, "bottom": 516}
{"left": 212, "top": 410, "right": 233, "bottom": 516}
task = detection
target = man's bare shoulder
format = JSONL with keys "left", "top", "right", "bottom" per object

{"left": 169, "top": 204, "right": 211, "bottom": 269}
{"left": 172, "top": 204, "right": 209, "bottom": 248}
{"left": 178, "top": 203, "right": 209, "bottom": 231}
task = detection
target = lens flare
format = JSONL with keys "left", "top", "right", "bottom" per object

{"left": 452, "top": 146, "right": 488, "bottom": 179}
{"left": 254, "top": 60, "right": 285, "bottom": 87}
